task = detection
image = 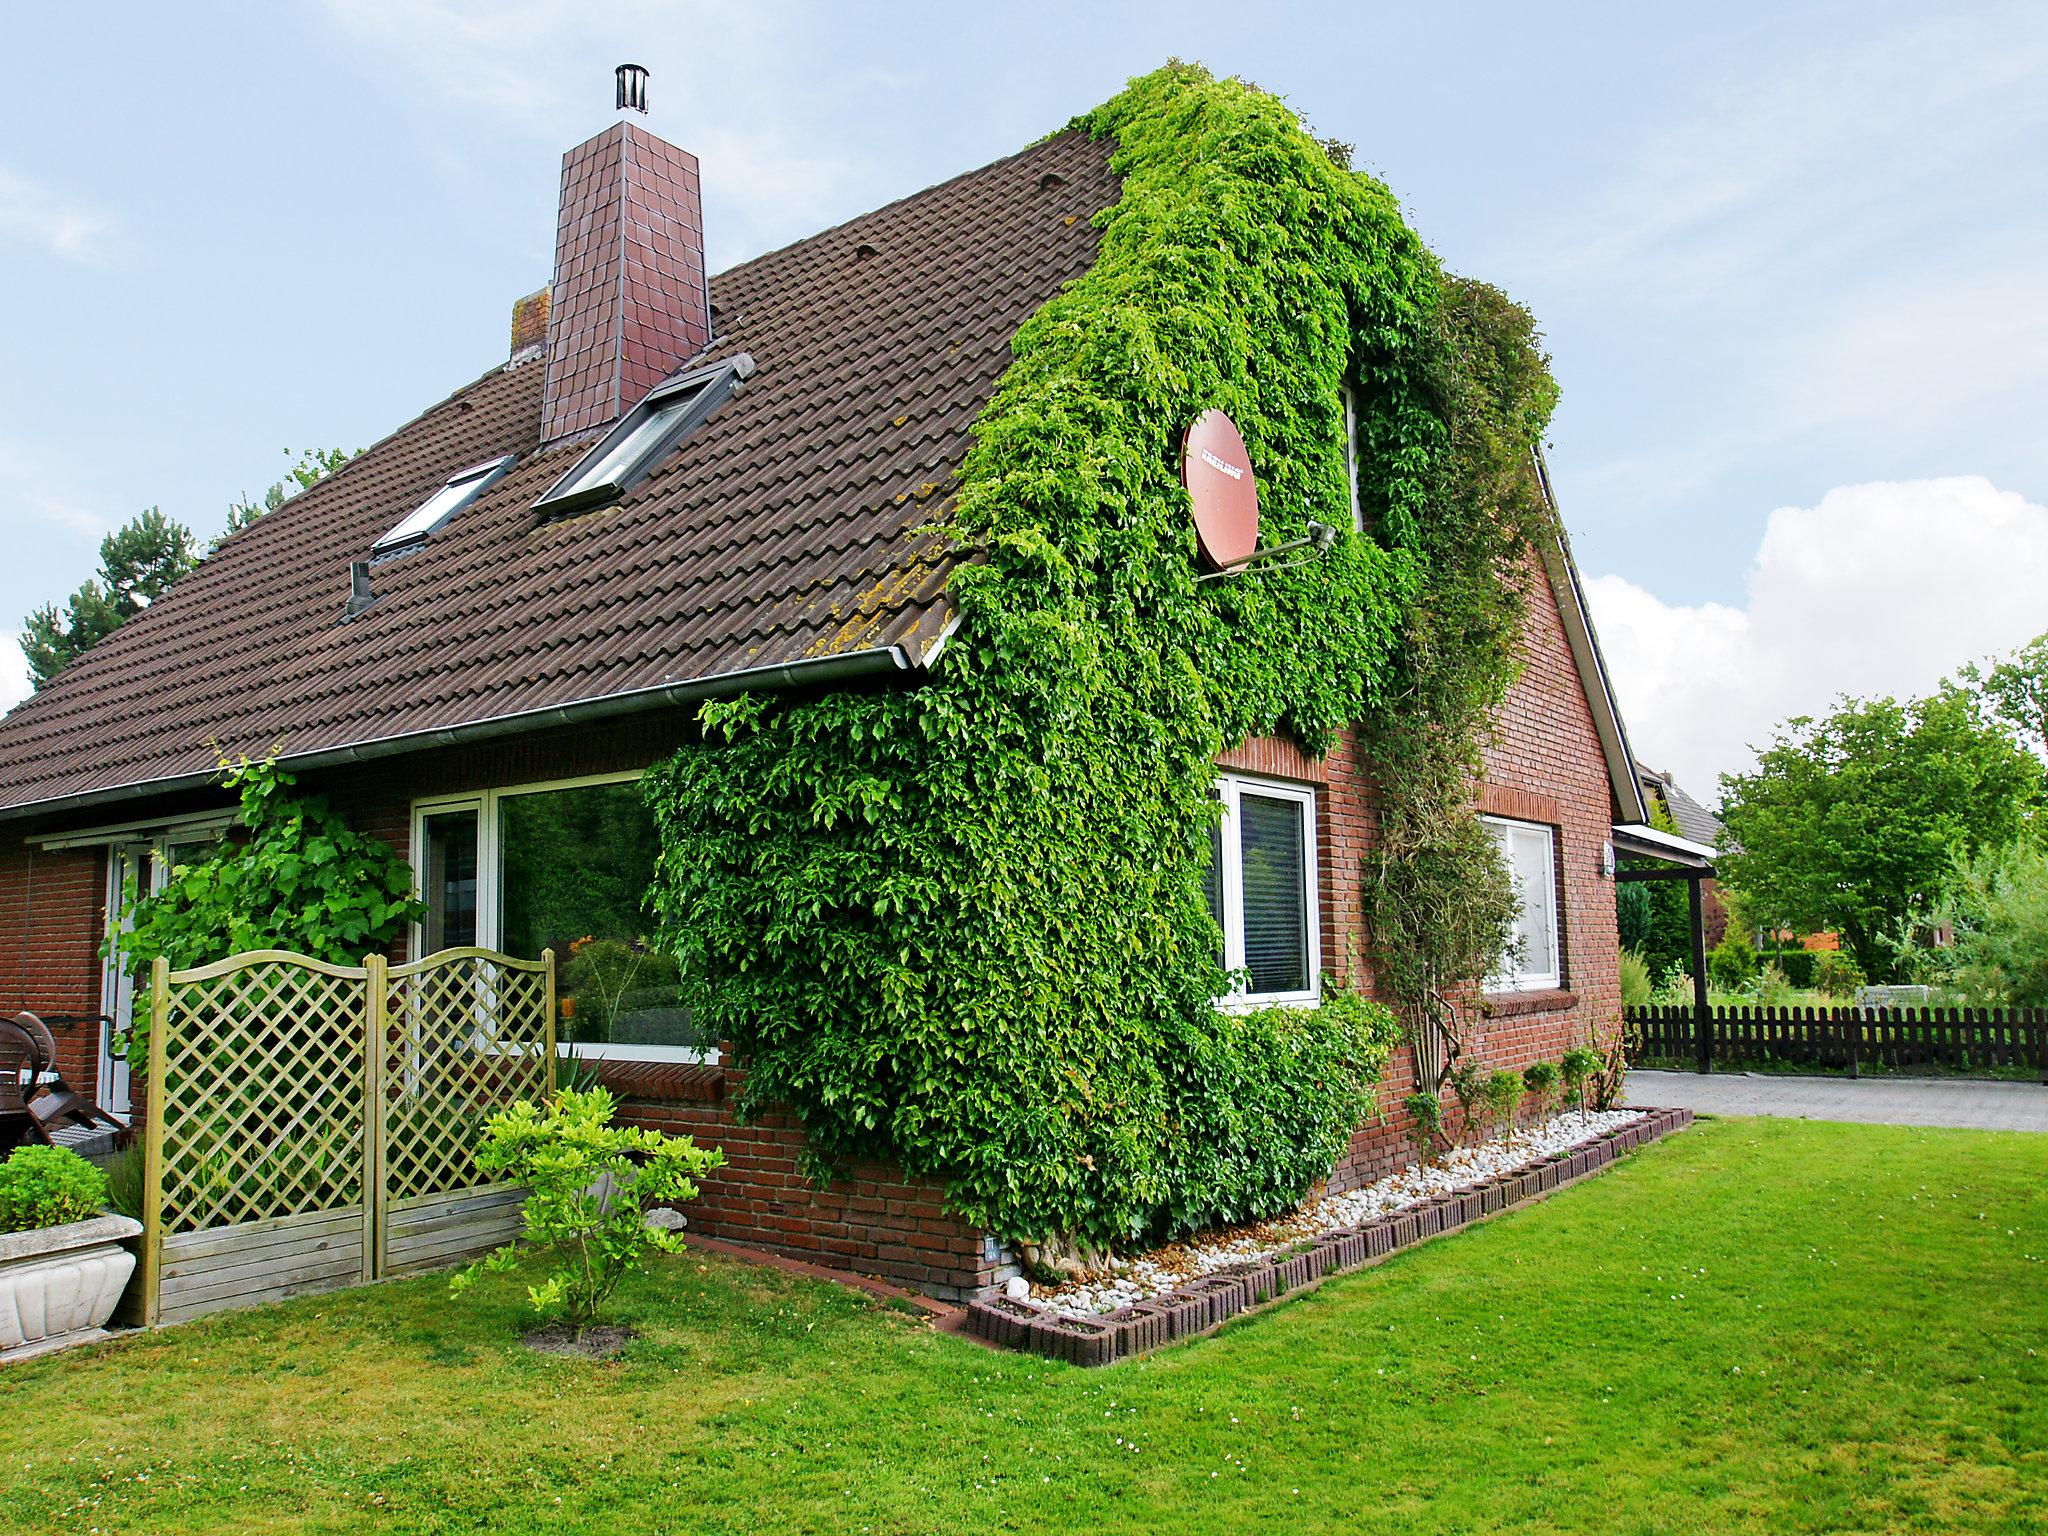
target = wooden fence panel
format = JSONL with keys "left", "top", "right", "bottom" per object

{"left": 1625, "top": 1003, "right": 2048, "bottom": 1078}
{"left": 140, "top": 947, "right": 554, "bottom": 1326}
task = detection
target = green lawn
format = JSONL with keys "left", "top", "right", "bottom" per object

{"left": 6, "top": 1117, "right": 2045, "bottom": 1534}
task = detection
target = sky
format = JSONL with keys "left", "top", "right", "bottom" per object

{"left": 2, "top": 0, "right": 2045, "bottom": 804}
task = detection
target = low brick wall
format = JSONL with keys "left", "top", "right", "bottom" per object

{"left": 964, "top": 1106, "right": 1694, "bottom": 1366}
{"left": 600, "top": 1058, "right": 1014, "bottom": 1301}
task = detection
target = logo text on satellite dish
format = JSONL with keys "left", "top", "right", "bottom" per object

{"left": 1198, "top": 446, "right": 1244, "bottom": 480}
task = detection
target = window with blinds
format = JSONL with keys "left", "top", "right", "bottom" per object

{"left": 1202, "top": 774, "right": 1320, "bottom": 1006}
{"left": 1483, "top": 816, "right": 1561, "bottom": 991}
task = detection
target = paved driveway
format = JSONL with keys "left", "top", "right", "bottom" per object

{"left": 1624, "top": 1069, "right": 2048, "bottom": 1132}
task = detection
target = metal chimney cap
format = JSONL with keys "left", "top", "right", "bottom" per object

{"left": 616, "top": 63, "right": 649, "bottom": 114}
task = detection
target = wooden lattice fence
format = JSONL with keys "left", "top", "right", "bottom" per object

{"left": 1626, "top": 1004, "right": 2048, "bottom": 1079}
{"left": 138, "top": 946, "right": 554, "bottom": 1325}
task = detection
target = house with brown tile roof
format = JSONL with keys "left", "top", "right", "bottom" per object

{"left": 0, "top": 71, "right": 1668, "bottom": 1298}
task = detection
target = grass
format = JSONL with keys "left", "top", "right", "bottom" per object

{"left": 4, "top": 1117, "right": 2045, "bottom": 1534}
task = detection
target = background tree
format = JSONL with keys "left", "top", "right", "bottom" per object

{"left": 1962, "top": 632, "right": 2048, "bottom": 760}
{"left": 17, "top": 446, "right": 353, "bottom": 691}
{"left": 20, "top": 508, "right": 197, "bottom": 689}
{"left": 218, "top": 445, "right": 353, "bottom": 548}
{"left": 1718, "top": 688, "right": 2043, "bottom": 981}
{"left": 1900, "top": 837, "right": 2048, "bottom": 1007}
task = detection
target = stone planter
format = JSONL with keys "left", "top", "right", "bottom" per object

{"left": 0, "top": 1214, "right": 141, "bottom": 1362}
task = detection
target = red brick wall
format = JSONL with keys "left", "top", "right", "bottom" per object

{"left": 594, "top": 1060, "right": 1006, "bottom": 1300}
{"left": 0, "top": 839, "right": 108, "bottom": 1098}
{"left": 1225, "top": 553, "right": 1623, "bottom": 1194}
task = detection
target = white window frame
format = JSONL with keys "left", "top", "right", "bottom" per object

{"left": 1340, "top": 383, "right": 1362, "bottom": 533}
{"left": 371, "top": 454, "right": 515, "bottom": 555}
{"left": 410, "top": 771, "right": 716, "bottom": 1064}
{"left": 1211, "top": 773, "right": 1322, "bottom": 1010}
{"left": 1483, "top": 815, "right": 1562, "bottom": 993}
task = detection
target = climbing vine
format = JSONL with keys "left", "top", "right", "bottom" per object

{"left": 1358, "top": 279, "right": 1563, "bottom": 1016}
{"left": 646, "top": 64, "right": 1551, "bottom": 1250}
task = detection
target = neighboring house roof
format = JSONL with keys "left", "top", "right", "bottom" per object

{"left": 0, "top": 130, "right": 1119, "bottom": 818}
{"left": 1634, "top": 758, "right": 1726, "bottom": 851}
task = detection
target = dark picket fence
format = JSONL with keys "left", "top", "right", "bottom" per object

{"left": 1626, "top": 1004, "right": 2048, "bottom": 1079}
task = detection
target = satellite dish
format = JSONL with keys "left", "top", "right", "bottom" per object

{"left": 1182, "top": 409, "right": 1259, "bottom": 571}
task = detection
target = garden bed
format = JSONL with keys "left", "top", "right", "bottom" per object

{"left": 966, "top": 1105, "right": 1693, "bottom": 1365}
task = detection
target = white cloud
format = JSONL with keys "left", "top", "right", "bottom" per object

{"left": 1587, "top": 477, "right": 2048, "bottom": 805}
{"left": 0, "top": 164, "right": 113, "bottom": 264}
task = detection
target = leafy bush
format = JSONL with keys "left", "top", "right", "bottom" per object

{"left": 1618, "top": 948, "right": 1653, "bottom": 1010}
{"left": 1708, "top": 929, "right": 1757, "bottom": 991}
{"left": 1560, "top": 1046, "right": 1601, "bottom": 1114}
{"left": 1482, "top": 1069, "right": 1524, "bottom": 1140}
{"left": 1446, "top": 1060, "right": 1486, "bottom": 1146}
{"left": 452, "top": 1088, "right": 724, "bottom": 1334}
{"left": 1814, "top": 949, "right": 1866, "bottom": 998}
{"left": 1911, "top": 838, "right": 2048, "bottom": 1008}
{"left": 1403, "top": 1091, "right": 1444, "bottom": 1159}
{"left": 0, "top": 1145, "right": 108, "bottom": 1232}
{"left": 1756, "top": 948, "right": 1817, "bottom": 988}
{"left": 108, "top": 757, "right": 420, "bottom": 1064}
{"left": 1746, "top": 962, "right": 1794, "bottom": 1007}
{"left": 1522, "top": 1059, "right": 1560, "bottom": 1120}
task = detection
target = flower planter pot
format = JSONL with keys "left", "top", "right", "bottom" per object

{"left": 0, "top": 1214, "right": 141, "bottom": 1362}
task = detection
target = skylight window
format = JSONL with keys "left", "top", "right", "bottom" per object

{"left": 535, "top": 353, "right": 754, "bottom": 519}
{"left": 372, "top": 456, "right": 514, "bottom": 555}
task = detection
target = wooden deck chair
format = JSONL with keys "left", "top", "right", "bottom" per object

{"left": 0, "top": 1014, "right": 47, "bottom": 1154}
{"left": 12, "top": 1012, "right": 128, "bottom": 1146}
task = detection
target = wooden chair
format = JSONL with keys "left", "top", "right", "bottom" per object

{"left": 0, "top": 1014, "right": 47, "bottom": 1154}
{"left": 9, "top": 1012, "right": 128, "bottom": 1148}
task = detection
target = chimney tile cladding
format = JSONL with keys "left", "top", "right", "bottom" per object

{"left": 541, "top": 122, "right": 711, "bottom": 445}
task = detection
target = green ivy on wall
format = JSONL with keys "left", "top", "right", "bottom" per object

{"left": 646, "top": 63, "right": 1554, "bottom": 1250}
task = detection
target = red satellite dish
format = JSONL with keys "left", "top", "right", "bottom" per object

{"left": 1182, "top": 409, "right": 1259, "bottom": 571}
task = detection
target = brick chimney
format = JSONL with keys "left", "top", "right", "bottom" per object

{"left": 540, "top": 121, "right": 711, "bottom": 444}
{"left": 509, "top": 286, "right": 550, "bottom": 358}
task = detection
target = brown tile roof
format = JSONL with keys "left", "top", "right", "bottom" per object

{"left": 0, "top": 130, "right": 1118, "bottom": 816}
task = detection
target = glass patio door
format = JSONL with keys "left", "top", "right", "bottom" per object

{"left": 98, "top": 842, "right": 150, "bottom": 1117}
{"left": 98, "top": 832, "right": 218, "bottom": 1118}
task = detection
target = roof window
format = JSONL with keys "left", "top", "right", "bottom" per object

{"left": 535, "top": 353, "right": 754, "bottom": 519}
{"left": 372, "top": 455, "right": 515, "bottom": 556}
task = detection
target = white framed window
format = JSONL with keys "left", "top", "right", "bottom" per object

{"left": 372, "top": 455, "right": 515, "bottom": 555}
{"left": 1340, "top": 383, "right": 1362, "bottom": 533}
{"left": 1202, "top": 774, "right": 1321, "bottom": 1007}
{"left": 1484, "top": 816, "right": 1561, "bottom": 993}
{"left": 534, "top": 352, "right": 754, "bottom": 519}
{"left": 412, "top": 772, "right": 713, "bottom": 1063}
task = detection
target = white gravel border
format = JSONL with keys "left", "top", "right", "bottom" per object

{"left": 1028, "top": 1108, "right": 1647, "bottom": 1318}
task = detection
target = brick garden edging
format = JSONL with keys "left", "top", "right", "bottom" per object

{"left": 964, "top": 1106, "right": 1695, "bottom": 1367}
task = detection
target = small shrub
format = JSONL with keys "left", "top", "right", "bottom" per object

{"left": 1446, "top": 1060, "right": 1486, "bottom": 1146}
{"left": 1403, "top": 1091, "right": 1444, "bottom": 1159}
{"left": 1708, "top": 930, "right": 1757, "bottom": 991}
{"left": 1522, "top": 1059, "right": 1560, "bottom": 1121}
{"left": 1764, "top": 948, "right": 1818, "bottom": 988}
{"left": 1653, "top": 963, "right": 1694, "bottom": 1004}
{"left": 452, "top": 1087, "right": 724, "bottom": 1334}
{"left": 1619, "top": 947, "right": 1653, "bottom": 1010}
{"left": 1814, "top": 949, "right": 1866, "bottom": 998}
{"left": 0, "top": 1145, "right": 108, "bottom": 1232}
{"left": 1482, "top": 1069, "right": 1524, "bottom": 1140}
{"left": 1746, "top": 962, "right": 1794, "bottom": 1007}
{"left": 1560, "top": 1046, "right": 1601, "bottom": 1115}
